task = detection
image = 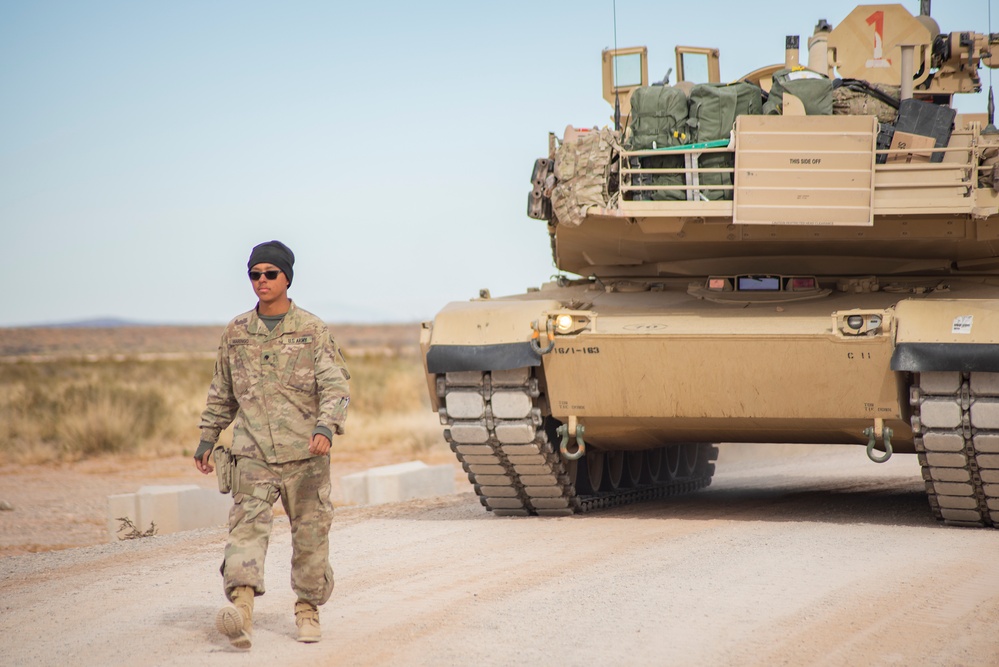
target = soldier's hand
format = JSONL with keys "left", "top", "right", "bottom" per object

{"left": 309, "top": 433, "right": 332, "bottom": 456}
{"left": 194, "top": 441, "right": 215, "bottom": 474}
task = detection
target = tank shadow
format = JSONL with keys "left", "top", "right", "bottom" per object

{"left": 586, "top": 479, "right": 938, "bottom": 528}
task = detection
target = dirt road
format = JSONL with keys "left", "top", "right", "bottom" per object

{"left": 2, "top": 445, "right": 997, "bottom": 666}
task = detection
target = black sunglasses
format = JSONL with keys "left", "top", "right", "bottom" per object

{"left": 248, "top": 269, "right": 282, "bottom": 281}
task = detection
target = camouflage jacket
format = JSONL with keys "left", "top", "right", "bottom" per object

{"left": 199, "top": 302, "right": 350, "bottom": 463}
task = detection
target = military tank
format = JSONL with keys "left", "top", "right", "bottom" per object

{"left": 419, "top": 2, "right": 999, "bottom": 527}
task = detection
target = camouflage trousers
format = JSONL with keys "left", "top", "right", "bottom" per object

{"left": 222, "top": 455, "right": 335, "bottom": 606}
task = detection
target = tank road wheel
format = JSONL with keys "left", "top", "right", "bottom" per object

{"left": 664, "top": 445, "right": 681, "bottom": 479}
{"left": 911, "top": 371, "right": 999, "bottom": 528}
{"left": 583, "top": 450, "right": 605, "bottom": 495}
{"left": 682, "top": 443, "right": 700, "bottom": 476}
{"left": 624, "top": 451, "right": 644, "bottom": 488}
{"left": 566, "top": 442, "right": 718, "bottom": 511}
{"left": 644, "top": 446, "right": 665, "bottom": 484}
{"left": 566, "top": 449, "right": 604, "bottom": 496}
{"left": 605, "top": 451, "right": 626, "bottom": 491}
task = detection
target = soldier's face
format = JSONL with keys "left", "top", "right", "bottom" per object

{"left": 249, "top": 262, "right": 289, "bottom": 304}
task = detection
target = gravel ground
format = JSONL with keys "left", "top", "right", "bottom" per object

{"left": 0, "top": 453, "right": 467, "bottom": 557}
{"left": 1, "top": 444, "right": 997, "bottom": 666}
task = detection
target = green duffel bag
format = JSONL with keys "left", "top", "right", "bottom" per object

{"left": 694, "top": 152, "right": 734, "bottom": 201}
{"left": 626, "top": 85, "right": 689, "bottom": 200}
{"left": 686, "top": 82, "right": 763, "bottom": 143}
{"left": 763, "top": 68, "right": 833, "bottom": 116}
{"left": 627, "top": 85, "right": 689, "bottom": 150}
{"left": 629, "top": 154, "right": 686, "bottom": 201}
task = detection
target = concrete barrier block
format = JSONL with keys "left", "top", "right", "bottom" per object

{"left": 136, "top": 485, "right": 200, "bottom": 535}
{"left": 176, "top": 487, "right": 231, "bottom": 531}
{"left": 341, "top": 461, "right": 455, "bottom": 506}
{"left": 108, "top": 485, "right": 231, "bottom": 540}
{"left": 340, "top": 471, "right": 370, "bottom": 505}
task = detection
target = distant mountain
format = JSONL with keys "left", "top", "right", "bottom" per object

{"left": 34, "top": 317, "right": 152, "bottom": 329}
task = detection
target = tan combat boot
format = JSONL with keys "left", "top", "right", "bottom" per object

{"left": 216, "top": 586, "right": 254, "bottom": 649}
{"left": 294, "top": 600, "right": 321, "bottom": 643}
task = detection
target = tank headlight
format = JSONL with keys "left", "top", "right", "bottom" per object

{"left": 555, "top": 314, "right": 575, "bottom": 334}
{"left": 833, "top": 310, "right": 889, "bottom": 336}
{"left": 550, "top": 312, "right": 592, "bottom": 335}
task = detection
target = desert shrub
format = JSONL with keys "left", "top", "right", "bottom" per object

{"left": 56, "top": 384, "right": 166, "bottom": 457}
{"left": 331, "top": 351, "right": 445, "bottom": 461}
{"left": 0, "top": 358, "right": 213, "bottom": 462}
{"left": 344, "top": 353, "right": 431, "bottom": 416}
{"left": 0, "top": 349, "right": 442, "bottom": 463}
{"left": 337, "top": 411, "right": 446, "bottom": 461}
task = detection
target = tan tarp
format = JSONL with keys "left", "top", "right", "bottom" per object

{"left": 551, "top": 126, "right": 619, "bottom": 228}
{"left": 832, "top": 84, "right": 899, "bottom": 124}
{"left": 979, "top": 145, "right": 999, "bottom": 190}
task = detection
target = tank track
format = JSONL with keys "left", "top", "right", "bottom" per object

{"left": 910, "top": 372, "right": 999, "bottom": 528}
{"left": 437, "top": 368, "right": 716, "bottom": 516}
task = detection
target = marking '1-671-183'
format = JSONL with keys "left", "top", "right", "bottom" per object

{"left": 554, "top": 346, "right": 600, "bottom": 355}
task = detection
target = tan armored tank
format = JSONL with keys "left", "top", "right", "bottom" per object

{"left": 420, "top": 3, "right": 999, "bottom": 526}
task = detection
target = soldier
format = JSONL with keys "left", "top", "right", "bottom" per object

{"left": 194, "top": 240, "right": 350, "bottom": 648}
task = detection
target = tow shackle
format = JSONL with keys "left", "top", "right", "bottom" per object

{"left": 558, "top": 419, "right": 586, "bottom": 460}
{"left": 864, "top": 425, "right": 894, "bottom": 463}
{"left": 530, "top": 318, "right": 555, "bottom": 355}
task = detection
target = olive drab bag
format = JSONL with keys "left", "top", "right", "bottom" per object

{"left": 627, "top": 85, "right": 690, "bottom": 150}
{"left": 763, "top": 68, "right": 834, "bottom": 116}
{"left": 686, "top": 81, "right": 763, "bottom": 143}
{"left": 685, "top": 82, "right": 763, "bottom": 200}
{"left": 625, "top": 85, "right": 690, "bottom": 201}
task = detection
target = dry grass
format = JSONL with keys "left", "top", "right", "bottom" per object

{"left": 0, "top": 325, "right": 444, "bottom": 465}
{"left": 0, "top": 359, "right": 203, "bottom": 462}
{"left": 335, "top": 353, "right": 445, "bottom": 462}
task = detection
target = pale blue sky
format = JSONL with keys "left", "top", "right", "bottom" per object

{"left": 1, "top": 1, "right": 989, "bottom": 326}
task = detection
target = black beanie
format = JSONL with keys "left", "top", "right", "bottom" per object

{"left": 247, "top": 240, "right": 295, "bottom": 286}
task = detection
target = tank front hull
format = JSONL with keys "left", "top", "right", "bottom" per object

{"left": 542, "top": 330, "right": 911, "bottom": 450}
{"left": 423, "top": 278, "right": 999, "bottom": 454}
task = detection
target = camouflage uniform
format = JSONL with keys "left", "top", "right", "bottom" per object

{"left": 199, "top": 302, "right": 349, "bottom": 605}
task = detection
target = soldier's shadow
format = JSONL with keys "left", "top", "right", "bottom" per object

{"left": 163, "top": 604, "right": 298, "bottom": 651}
